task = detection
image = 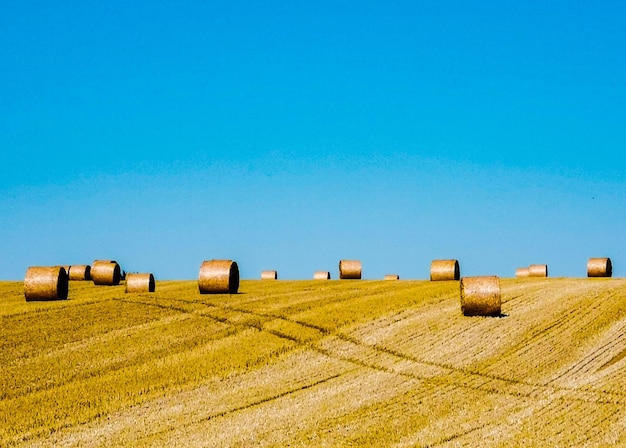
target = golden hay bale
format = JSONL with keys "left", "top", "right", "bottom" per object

{"left": 384, "top": 274, "right": 399, "bottom": 280}
{"left": 460, "top": 276, "right": 501, "bottom": 317}
{"left": 125, "top": 273, "right": 155, "bottom": 293}
{"left": 339, "top": 260, "right": 362, "bottom": 279}
{"left": 430, "top": 259, "right": 460, "bottom": 281}
{"left": 68, "top": 265, "right": 91, "bottom": 281}
{"left": 313, "top": 271, "right": 331, "bottom": 280}
{"left": 587, "top": 257, "right": 612, "bottom": 277}
{"left": 91, "top": 260, "right": 121, "bottom": 286}
{"left": 528, "top": 264, "right": 548, "bottom": 277}
{"left": 24, "top": 266, "right": 69, "bottom": 301}
{"left": 199, "top": 260, "right": 239, "bottom": 294}
{"left": 261, "top": 270, "right": 278, "bottom": 280}
{"left": 515, "top": 267, "right": 530, "bottom": 278}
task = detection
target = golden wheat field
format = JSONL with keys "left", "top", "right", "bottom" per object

{"left": 2, "top": 277, "right": 626, "bottom": 447}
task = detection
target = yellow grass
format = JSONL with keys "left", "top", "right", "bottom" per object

{"left": 2, "top": 278, "right": 626, "bottom": 446}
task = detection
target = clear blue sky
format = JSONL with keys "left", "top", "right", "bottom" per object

{"left": 1, "top": 1, "right": 625, "bottom": 280}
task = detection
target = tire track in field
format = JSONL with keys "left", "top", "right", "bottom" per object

{"left": 523, "top": 396, "right": 622, "bottom": 446}
{"left": 37, "top": 350, "right": 358, "bottom": 447}
{"left": 122, "top": 297, "right": 455, "bottom": 389}
{"left": 428, "top": 393, "right": 622, "bottom": 447}
{"left": 244, "top": 299, "right": 626, "bottom": 404}
{"left": 139, "top": 370, "right": 355, "bottom": 444}
{"left": 586, "top": 365, "right": 626, "bottom": 397}
{"left": 208, "top": 303, "right": 626, "bottom": 404}
{"left": 121, "top": 296, "right": 425, "bottom": 387}
{"left": 140, "top": 295, "right": 626, "bottom": 406}
{"left": 2, "top": 297, "right": 179, "bottom": 369}
{"left": 477, "top": 284, "right": 618, "bottom": 383}
{"left": 544, "top": 292, "right": 626, "bottom": 385}
{"left": 552, "top": 331, "right": 626, "bottom": 384}
{"left": 160, "top": 298, "right": 459, "bottom": 381}
{"left": 2, "top": 297, "right": 248, "bottom": 402}
{"left": 426, "top": 424, "right": 488, "bottom": 447}
{"left": 500, "top": 302, "right": 595, "bottom": 361}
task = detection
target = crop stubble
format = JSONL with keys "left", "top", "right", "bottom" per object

{"left": 1, "top": 278, "right": 626, "bottom": 446}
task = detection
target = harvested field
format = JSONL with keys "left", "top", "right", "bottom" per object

{"left": 2, "top": 278, "right": 626, "bottom": 446}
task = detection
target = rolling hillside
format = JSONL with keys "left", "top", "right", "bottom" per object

{"left": 2, "top": 278, "right": 626, "bottom": 446}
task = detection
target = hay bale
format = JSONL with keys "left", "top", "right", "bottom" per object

{"left": 460, "top": 276, "right": 501, "bottom": 317}
{"left": 24, "top": 266, "right": 69, "bottom": 301}
{"left": 198, "top": 260, "right": 239, "bottom": 294}
{"left": 261, "top": 270, "right": 278, "bottom": 280}
{"left": 515, "top": 267, "right": 530, "bottom": 278}
{"left": 430, "top": 259, "right": 460, "bottom": 281}
{"left": 68, "top": 265, "right": 91, "bottom": 281}
{"left": 528, "top": 264, "right": 548, "bottom": 277}
{"left": 587, "top": 257, "right": 612, "bottom": 277}
{"left": 313, "top": 271, "right": 331, "bottom": 280}
{"left": 384, "top": 274, "right": 399, "bottom": 280}
{"left": 125, "top": 273, "right": 155, "bottom": 293}
{"left": 339, "top": 260, "right": 362, "bottom": 279}
{"left": 91, "top": 260, "right": 121, "bottom": 286}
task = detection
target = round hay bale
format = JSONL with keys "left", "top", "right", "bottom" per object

{"left": 528, "top": 264, "right": 548, "bottom": 277}
{"left": 313, "top": 271, "right": 331, "bottom": 280}
{"left": 339, "top": 260, "right": 362, "bottom": 279}
{"left": 430, "top": 259, "right": 460, "bottom": 281}
{"left": 91, "top": 260, "right": 121, "bottom": 286}
{"left": 515, "top": 267, "right": 530, "bottom": 278}
{"left": 125, "top": 273, "right": 155, "bottom": 293}
{"left": 198, "top": 260, "right": 239, "bottom": 294}
{"left": 384, "top": 274, "right": 399, "bottom": 280}
{"left": 68, "top": 265, "right": 91, "bottom": 281}
{"left": 261, "top": 270, "right": 278, "bottom": 280}
{"left": 460, "top": 276, "right": 501, "bottom": 317}
{"left": 24, "top": 266, "right": 69, "bottom": 301}
{"left": 587, "top": 257, "right": 612, "bottom": 277}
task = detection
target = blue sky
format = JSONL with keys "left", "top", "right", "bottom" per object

{"left": 1, "top": 1, "right": 625, "bottom": 280}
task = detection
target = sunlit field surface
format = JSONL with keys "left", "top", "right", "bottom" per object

{"left": 2, "top": 278, "right": 626, "bottom": 446}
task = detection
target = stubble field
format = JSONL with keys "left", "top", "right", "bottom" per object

{"left": 2, "top": 277, "right": 626, "bottom": 446}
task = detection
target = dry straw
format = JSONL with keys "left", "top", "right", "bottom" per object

{"left": 198, "top": 259, "right": 239, "bottom": 294}
{"left": 69, "top": 265, "right": 91, "bottom": 281}
{"left": 587, "top": 257, "right": 612, "bottom": 277}
{"left": 125, "top": 273, "right": 155, "bottom": 293}
{"left": 313, "top": 271, "right": 331, "bottom": 280}
{"left": 430, "top": 259, "right": 460, "bottom": 281}
{"left": 339, "top": 260, "right": 362, "bottom": 279}
{"left": 384, "top": 274, "right": 400, "bottom": 280}
{"left": 91, "top": 260, "right": 121, "bottom": 286}
{"left": 24, "top": 266, "right": 69, "bottom": 301}
{"left": 528, "top": 264, "right": 548, "bottom": 277}
{"left": 460, "top": 276, "right": 501, "bottom": 317}
{"left": 515, "top": 267, "right": 530, "bottom": 278}
{"left": 261, "top": 270, "right": 278, "bottom": 280}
